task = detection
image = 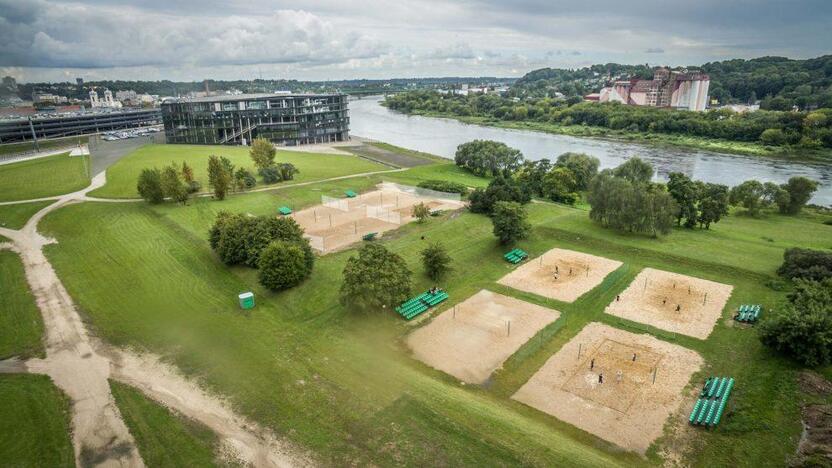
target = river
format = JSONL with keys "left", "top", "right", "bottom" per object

{"left": 348, "top": 97, "right": 832, "bottom": 206}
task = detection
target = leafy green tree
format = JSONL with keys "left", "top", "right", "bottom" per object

{"left": 411, "top": 202, "right": 430, "bottom": 223}
{"left": 514, "top": 159, "right": 551, "bottom": 196}
{"left": 258, "top": 240, "right": 312, "bottom": 290}
{"left": 542, "top": 166, "right": 578, "bottom": 204}
{"left": 207, "top": 155, "right": 232, "bottom": 200}
{"left": 421, "top": 242, "right": 452, "bottom": 280}
{"left": 729, "top": 180, "right": 766, "bottom": 216}
{"left": 181, "top": 161, "right": 201, "bottom": 194}
{"left": 554, "top": 152, "right": 599, "bottom": 190}
{"left": 209, "top": 213, "right": 313, "bottom": 270}
{"left": 469, "top": 175, "right": 531, "bottom": 214}
{"left": 667, "top": 172, "right": 698, "bottom": 227}
{"left": 454, "top": 140, "right": 524, "bottom": 176}
{"left": 777, "top": 176, "right": 819, "bottom": 214}
{"left": 491, "top": 201, "right": 531, "bottom": 245}
{"left": 587, "top": 170, "right": 678, "bottom": 237}
{"left": 759, "top": 278, "right": 832, "bottom": 367}
{"left": 160, "top": 164, "right": 189, "bottom": 204}
{"left": 249, "top": 138, "right": 276, "bottom": 170}
{"left": 340, "top": 243, "right": 412, "bottom": 312}
{"left": 760, "top": 128, "right": 787, "bottom": 146}
{"left": 696, "top": 183, "right": 730, "bottom": 229}
{"left": 612, "top": 157, "right": 654, "bottom": 184}
{"left": 137, "top": 168, "right": 164, "bottom": 204}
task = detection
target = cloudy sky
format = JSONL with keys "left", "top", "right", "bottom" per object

{"left": 2, "top": 0, "right": 831, "bottom": 83}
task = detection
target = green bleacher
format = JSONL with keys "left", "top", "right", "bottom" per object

{"left": 362, "top": 232, "right": 377, "bottom": 241}
{"left": 734, "top": 304, "right": 762, "bottom": 323}
{"left": 689, "top": 376, "right": 735, "bottom": 427}
{"left": 504, "top": 248, "right": 528, "bottom": 264}
{"left": 278, "top": 206, "right": 292, "bottom": 215}
{"left": 345, "top": 190, "right": 357, "bottom": 198}
{"left": 395, "top": 289, "right": 449, "bottom": 320}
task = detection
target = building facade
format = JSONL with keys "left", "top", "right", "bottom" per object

{"left": 161, "top": 93, "right": 349, "bottom": 146}
{"left": 591, "top": 68, "right": 710, "bottom": 111}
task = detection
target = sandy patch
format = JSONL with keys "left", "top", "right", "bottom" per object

{"left": 498, "top": 248, "right": 622, "bottom": 302}
{"left": 292, "top": 183, "right": 464, "bottom": 253}
{"left": 512, "top": 322, "right": 703, "bottom": 454}
{"left": 604, "top": 268, "right": 733, "bottom": 340}
{"left": 406, "top": 290, "right": 559, "bottom": 384}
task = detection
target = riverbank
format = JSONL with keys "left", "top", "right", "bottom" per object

{"left": 386, "top": 106, "right": 832, "bottom": 162}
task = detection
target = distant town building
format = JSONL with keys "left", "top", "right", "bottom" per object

{"left": 90, "top": 89, "right": 122, "bottom": 109}
{"left": 115, "top": 90, "right": 138, "bottom": 103}
{"left": 161, "top": 93, "right": 349, "bottom": 146}
{"left": 590, "top": 68, "right": 710, "bottom": 111}
{"left": 32, "top": 92, "right": 69, "bottom": 105}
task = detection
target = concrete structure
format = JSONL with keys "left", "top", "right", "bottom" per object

{"left": 161, "top": 93, "right": 349, "bottom": 146}
{"left": 0, "top": 109, "right": 161, "bottom": 143}
{"left": 592, "top": 68, "right": 710, "bottom": 111}
{"left": 90, "top": 89, "right": 122, "bottom": 109}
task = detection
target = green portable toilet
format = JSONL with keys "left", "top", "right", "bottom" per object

{"left": 238, "top": 291, "right": 255, "bottom": 310}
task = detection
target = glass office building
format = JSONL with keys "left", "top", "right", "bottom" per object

{"left": 161, "top": 93, "right": 349, "bottom": 146}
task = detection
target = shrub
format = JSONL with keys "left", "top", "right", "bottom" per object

{"left": 412, "top": 202, "right": 430, "bottom": 223}
{"left": 209, "top": 213, "right": 314, "bottom": 270}
{"left": 759, "top": 279, "right": 832, "bottom": 367}
{"left": 160, "top": 164, "right": 189, "bottom": 204}
{"left": 207, "top": 155, "right": 232, "bottom": 200}
{"left": 277, "top": 163, "right": 299, "bottom": 181}
{"left": 259, "top": 165, "right": 281, "bottom": 184}
{"left": 257, "top": 240, "right": 312, "bottom": 290}
{"left": 421, "top": 242, "right": 452, "bottom": 280}
{"left": 777, "top": 248, "right": 832, "bottom": 281}
{"left": 137, "top": 168, "right": 164, "bottom": 204}
{"left": 234, "top": 168, "right": 257, "bottom": 191}
{"left": 417, "top": 180, "right": 468, "bottom": 195}
{"left": 249, "top": 138, "right": 276, "bottom": 170}
{"left": 491, "top": 201, "right": 531, "bottom": 245}
{"left": 340, "top": 243, "right": 411, "bottom": 312}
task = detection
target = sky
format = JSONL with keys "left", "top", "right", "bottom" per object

{"left": 1, "top": 0, "right": 831, "bottom": 83}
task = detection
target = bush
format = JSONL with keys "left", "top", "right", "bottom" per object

{"left": 209, "top": 213, "right": 314, "bottom": 269}
{"left": 417, "top": 180, "right": 468, "bottom": 195}
{"left": 257, "top": 241, "right": 312, "bottom": 290}
{"left": 234, "top": 168, "right": 257, "bottom": 191}
{"left": 777, "top": 248, "right": 832, "bottom": 281}
{"left": 760, "top": 128, "right": 787, "bottom": 146}
{"left": 259, "top": 165, "right": 281, "bottom": 184}
{"left": 412, "top": 202, "right": 430, "bottom": 223}
{"left": 137, "top": 168, "right": 164, "bottom": 204}
{"left": 340, "top": 243, "right": 411, "bottom": 312}
{"left": 491, "top": 201, "right": 531, "bottom": 245}
{"left": 160, "top": 164, "right": 189, "bottom": 204}
{"left": 421, "top": 242, "right": 451, "bottom": 280}
{"left": 759, "top": 279, "right": 832, "bottom": 367}
{"left": 249, "top": 138, "right": 276, "bottom": 170}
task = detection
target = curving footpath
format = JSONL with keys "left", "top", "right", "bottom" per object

{"left": 0, "top": 172, "right": 311, "bottom": 467}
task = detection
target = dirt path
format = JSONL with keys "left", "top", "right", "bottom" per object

{"left": 1, "top": 172, "right": 311, "bottom": 467}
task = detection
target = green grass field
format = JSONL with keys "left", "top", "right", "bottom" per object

{"left": 0, "top": 200, "right": 52, "bottom": 230}
{"left": 0, "top": 374, "right": 74, "bottom": 468}
{"left": 89, "top": 144, "right": 389, "bottom": 198}
{"left": 0, "top": 250, "right": 45, "bottom": 360}
{"left": 109, "top": 381, "right": 221, "bottom": 467}
{"left": 31, "top": 139, "right": 832, "bottom": 465}
{"left": 0, "top": 153, "right": 90, "bottom": 202}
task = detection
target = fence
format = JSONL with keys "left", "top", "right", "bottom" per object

{"left": 321, "top": 195, "right": 350, "bottom": 211}
{"left": 366, "top": 205, "right": 402, "bottom": 224}
{"left": 378, "top": 181, "right": 463, "bottom": 203}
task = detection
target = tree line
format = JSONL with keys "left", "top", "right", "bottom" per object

{"left": 385, "top": 90, "right": 832, "bottom": 150}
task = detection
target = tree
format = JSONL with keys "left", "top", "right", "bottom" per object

{"left": 180, "top": 161, "right": 201, "bottom": 194}
{"left": 554, "top": 152, "right": 599, "bottom": 190}
{"left": 258, "top": 240, "right": 312, "bottom": 291}
{"left": 759, "top": 278, "right": 832, "bottom": 367}
{"left": 340, "top": 243, "right": 412, "bottom": 312}
{"left": 514, "top": 159, "right": 551, "bottom": 196}
{"left": 729, "top": 180, "right": 765, "bottom": 216}
{"left": 259, "top": 165, "right": 280, "bottom": 184}
{"left": 696, "top": 183, "right": 729, "bottom": 229}
{"left": 421, "top": 242, "right": 451, "bottom": 280}
{"left": 612, "top": 157, "right": 654, "bottom": 184}
{"left": 587, "top": 170, "right": 678, "bottom": 237}
{"left": 491, "top": 201, "right": 531, "bottom": 244}
{"left": 249, "top": 138, "right": 276, "bottom": 170}
{"left": 137, "top": 168, "right": 164, "bottom": 204}
{"left": 667, "top": 172, "right": 698, "bottom": 227}
{"left": 760, "top": 128, "right": 787, "bottom": 146}
{"left": 160, "top": 164, "right": 189, "bottom": 204}
{"left": 469, "top": 175, "right": 531, "bottom": 214}
{"left": 207, "top": 155, "right": 232, "bottom": 200}
{"left": 454, "top": 140, "right": 524, "bottom": 176}
{"left": 209, "top": 213, "right": 314, "bottom": 270}
{"left": 412, "top": 202, "right": 430, "bottom": 223}
{"left": 777, "top": 176, "right": 819, "bottom": 214}
{"left": 542, "top": 166, "right": 578, "bottom": 204}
